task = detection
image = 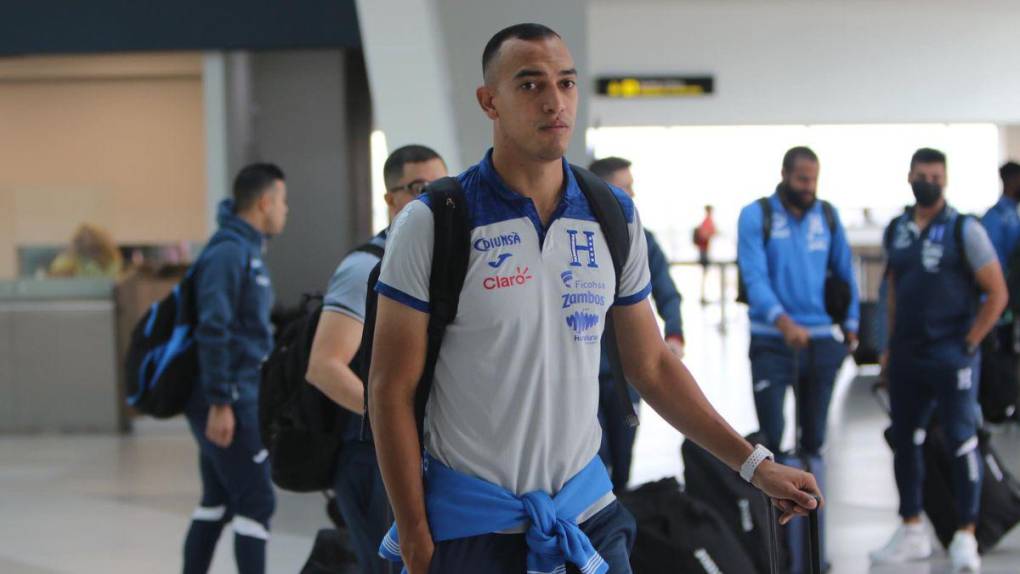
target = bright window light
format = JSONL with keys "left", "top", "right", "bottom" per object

{"left": 587, "top": 124, "right": 1001, "bottom": 262}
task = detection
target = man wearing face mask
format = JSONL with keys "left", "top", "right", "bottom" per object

{"left": 737, "top": 146, "right": 860, "bottom": 572}
{"left": 871, "top": 148, "right": 1007, "bottom": 573}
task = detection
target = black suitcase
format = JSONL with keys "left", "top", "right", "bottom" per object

{"left": 621, "top": 477, "right": 758, "bottom": 573}
{"left": 299, "top": 528, "right": 359, "bottom": 574}
{"left": 874, "top": 382, "right": 1020, "bottom": 552}
{"left": 979, "top": 324, "right": 1020, "bottom": 423}
{"left": 764, "top": 491, "right": 823, "bottom": 574}
{"left": 683, "top": 433, "right": 788, "bottom": 573}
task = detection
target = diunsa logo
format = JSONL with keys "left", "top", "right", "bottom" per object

{"left": 473, "top": 232, "right": 522, "bottom": 252}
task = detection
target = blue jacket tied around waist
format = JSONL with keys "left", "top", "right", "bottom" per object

{"left": 378, "top": 454, "right": 614, "bottom": 574}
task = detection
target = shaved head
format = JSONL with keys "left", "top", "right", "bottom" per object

{"left": 482, "top": 23, "right": 561, "bottom": 86}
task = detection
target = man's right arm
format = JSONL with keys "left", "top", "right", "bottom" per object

{"left": 370, "top": 296, "right": 432, "bottom": 573}
{"left": 306, "top": 311, "right": 366, "bottom": 414}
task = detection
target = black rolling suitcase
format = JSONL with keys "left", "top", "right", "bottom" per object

{"left": 683, "top": 433, "right": 788, "bottom": 573}
{"left": 764, "top": 493, "right": 823, "bottom": 574}
{"left": 621, "top": 477, "right": 758, "bottom": 573}
{"left": 873, "top": 381, "right": 1020, "bottom": 553}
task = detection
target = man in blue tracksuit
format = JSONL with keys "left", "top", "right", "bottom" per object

{"left": 981, "top": 161, "right": 1020, "bottom": 271}
{"left": 978, "top": 161, "right": 1020, "bottom": 423}
{"left": 183, "top": 163, "right": 289, "bottom": 574}
{"left": 871, "top": 148, "right": 1007, "bottom": 573}
{"left": 737, "top": 146, "right": 859, "bottom": 571}
{"left": 589, "top": 156, "right": 684, "bottom": 493}
{"left": 306, "top": 145, "right": 447, "bottom": 573}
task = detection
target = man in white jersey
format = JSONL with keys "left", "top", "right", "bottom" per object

{"left": 370, "top": 23, "right": 821, "bottom": 574}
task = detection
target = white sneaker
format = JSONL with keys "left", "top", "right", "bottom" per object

{"left": 949, "top": 531, "right": 981, "bottom": 573}
{"left": 869, "top": 522, "right": 933, "bottom": 564}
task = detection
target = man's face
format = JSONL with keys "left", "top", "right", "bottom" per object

{"left": 479, "top": 36, "right": 578, "bottom": 162}
{"left": 261, "top": 180, "right": 288, "bottom": 236}
{"left": 781, "top": 158, "right": 819, "bottom": 204}
{"left": 605, "top": 168, "right": 635, "bottom": 197}
{"left": 384, "top": 158, "right": 448, "bottom": 218}
{"left": 908, "top": 162, "right": 947, "bottom": 188}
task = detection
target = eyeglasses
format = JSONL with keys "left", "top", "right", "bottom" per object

{"left": 387, "top": 179, "right": 429, "bottom": 196}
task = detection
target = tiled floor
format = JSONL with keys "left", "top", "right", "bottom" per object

{"left": 2, "top": 267, "right": 1018, "bottom": 573}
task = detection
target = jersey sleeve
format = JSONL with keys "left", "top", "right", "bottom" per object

{"left": 375, "top": 199, "right": 434, "bottom": 313}
{"left": 963, "top": 217, "right": 999, "bottom": 273}
{"left": 322, "top": 251, "right": 380, "bottom": 322}
{"left": 614, "top": 206, "right": 652, "bottom": 306}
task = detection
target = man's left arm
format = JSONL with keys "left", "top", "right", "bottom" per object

{"left": 963, "top": 219, "right": 1008, "bottom": 351}
{"left": 644, "top": 230, "right": 684, "bottom": 354}
{"left": 612, "top": 300, "right": 821, "bottom": 522}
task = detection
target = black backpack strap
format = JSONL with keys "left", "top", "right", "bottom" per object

{"left": 571, "top": 166, "right": 631, "bottom": 290}
{"left": 353, "top": 242, "right": 385, "bottom": 260}
{"left": 417, "top": 177, "right": 471, "bottom": 443}
{"left": 954, "top": 212, "right": 974, "bottom": 278}
{"left": 758, "top": 197, "right": 773, "bottom": 244}
{"left": 571, "top": 165, "right": 639, "bottom": 429}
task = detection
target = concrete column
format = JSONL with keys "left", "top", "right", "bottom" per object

{"left": 202, "top": 53, "right": 229, "bottom": 235}
{"left": 356, "top": 0, "right": 590, "bottom": 171}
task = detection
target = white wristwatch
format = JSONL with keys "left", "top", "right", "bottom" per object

{"left": 740, "top": 444, "right": 775, "bottom": 483}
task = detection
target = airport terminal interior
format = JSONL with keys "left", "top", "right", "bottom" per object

{"left": 3, "top": 1, "right": 1020, "bottom": 573}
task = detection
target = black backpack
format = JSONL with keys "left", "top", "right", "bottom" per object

{"left": 620, "top": 478, "right": 759, "bottom": 574}
{"left": 683, "top": 434, "right": 788, "bottom": 573}
{"left": 736, "top": 198, "right": 851, "bottom": 326}
{"left": 359, "top": 167, "right": 640, "bottom": 445}
{"left": 259, "top": 242, "right": 385, "bottom": 493}
{"left": 124, "top": 230, "right": 247, "bottom": 418}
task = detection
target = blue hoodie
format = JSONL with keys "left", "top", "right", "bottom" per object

{"left": 737, "top": 192, "right": 860, "bottom": 337}
{"left": 191, "top": 199, "right": 275, "bottom": 406}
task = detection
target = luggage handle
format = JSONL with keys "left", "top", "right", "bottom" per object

{"left": 765, "top": 493, "right": 823, "bottom": 574}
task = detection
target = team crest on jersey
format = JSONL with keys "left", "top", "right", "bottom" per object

{"left": 566, "top": 229, "right": 598, "bottom": 268}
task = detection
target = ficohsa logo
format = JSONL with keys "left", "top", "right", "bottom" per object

{"left": 483, "top": 266, "right": 533, "bottom": 290}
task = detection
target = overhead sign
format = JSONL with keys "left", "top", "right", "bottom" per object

{"left": 596, "top": 76, "right": 714, "bottom": 98}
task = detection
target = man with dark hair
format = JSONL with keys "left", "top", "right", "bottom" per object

{"left": 588, "top": 156, "right": 684, "bottom": 493}
{"left": 306, "top": 145, "right": 446, "bottom": 573}
{"left": 737, "top": 146, "right": 859, "bottom": 570}
{"left": 371, "top": 23, "right": 821, "bottom": 574}
{"left": 872, "top": 149, "right": 1007, "bottom": 573}
{"left": 983, "top": 161, "right": 1020, "bottom": 271}
{"left": 183, "top": 163, "right": 289, "bottom": 574}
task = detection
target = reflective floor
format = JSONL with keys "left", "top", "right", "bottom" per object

{"left": 1, "top": 267, "right": 1018, "bottom": 573}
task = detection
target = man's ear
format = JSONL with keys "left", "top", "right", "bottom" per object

{"left": 383, "top": 192, "right": 396, "bottom": 209}
{"left": 477, "top": 85, "right": 498, "bottom": 121}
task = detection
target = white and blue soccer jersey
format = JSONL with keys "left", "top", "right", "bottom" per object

{"left": 377, "top": 151, "right": 651, "bottom": 521}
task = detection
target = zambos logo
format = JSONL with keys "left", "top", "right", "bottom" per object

{"left": 474, "top": 232, "right": 522, "bottom": 252}
{"left": 565, "top": 311, "right": 600, "bottom": 334}
{"left": 483, "top": 266, "right": 533, "bottom": 290}
{"left": 561, "top": 291, "right": 606, "bottom": 309}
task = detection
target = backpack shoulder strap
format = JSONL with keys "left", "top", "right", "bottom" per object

{"left": 570, "top": 164, "right": 639, "bottom": 429}
{"left": 570, "top": 165, "right": 630, "bottom": 290}
{"left": 415, "top": 177, "right": 470, "bottom": 442}
{"left": 820, "top": 200, "right": 837, "bottom": 234}
{"left": 954, "top": 212, "right": 973, "bottom": 276}
{"left": 758, "top": 197, "right": 773, "bottom": 244}
{"left": 352, "top": 241, "right": 385, "bottom": 261}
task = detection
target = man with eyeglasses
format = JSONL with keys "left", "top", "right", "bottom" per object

{"left": 306, "top": 144, "right": 447, "bottom": 573}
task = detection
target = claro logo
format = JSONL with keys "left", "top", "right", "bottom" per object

{"left": 483, "top": 266, "right": 533, "bottom": 290}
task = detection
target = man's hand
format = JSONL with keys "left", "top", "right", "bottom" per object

{"left": 206, "top": 404, "right": 236, "bottom": 448}
{"left": 666, "top": 335, "right": 685, "bottom": 359}
{"left": 751, "top": 459, "right": 823, "bottom": 525}
{"left": 844, "top": 331, "right": 859, "bottom": 353}
{"left": 776, "top": 315, "right": 810, "bottom": 349}
{"left": 401, "top": 530, "right": 435, "bottom": 574}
